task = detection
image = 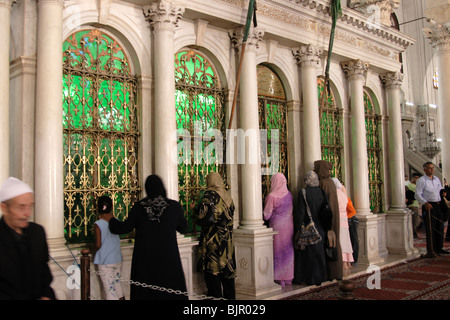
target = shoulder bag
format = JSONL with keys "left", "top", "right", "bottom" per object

{"left": 295, "top": 189, "right": 323, "bottom": 250}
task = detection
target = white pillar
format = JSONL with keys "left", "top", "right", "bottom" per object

{"left": 144, "top": 1, "right": 184, "bottom": 200}
{"left": 230, "top": 27, "right": 280, "bottom": 298}
{"left": 341, "top": 59, "right": 372, "bottom": 216}
{"left": 0, "top": 0, "right": 13, "bottom": 188}
{"left": 424, "top": 24, "right": 450, "bottom": 183}
{"left": 341, "top": 59, "right": 383, "bottom": 266}
{"left": 381, "top": 72, "right": 418, "bottom": 257}
{"left": 34, "top": 0, "right": 65, "bottom": 248}
{"left": 294, "top": 44, "right": 323, "bottom": 172}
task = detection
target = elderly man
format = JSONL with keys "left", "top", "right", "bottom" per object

{"left": 415, "top": 162, "right": 448, "bottom": 256}
{"left": 0, "top": 177, "right": 55, "bottom": 299}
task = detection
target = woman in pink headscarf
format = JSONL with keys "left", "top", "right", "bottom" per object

{"left": 263, "top": 173, "right": 294, "bottom": 286}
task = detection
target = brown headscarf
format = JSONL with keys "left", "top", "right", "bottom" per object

{"left": 206, "top": 172, "right": 233, "bottom": 207}
{"left": 314, "top": 160, "right": 343, "bottom": 280}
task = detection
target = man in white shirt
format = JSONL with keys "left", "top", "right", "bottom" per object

{"left": 415, "top": 162, "right": 448, "bottom": 256}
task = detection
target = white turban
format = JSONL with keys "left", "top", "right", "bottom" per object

{"left": 0, "top": 177, "right": 34, "bottom": 203}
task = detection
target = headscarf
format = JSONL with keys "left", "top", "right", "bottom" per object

{"left": 332, "top": 177, "right": 343, "bottom": 190}
{"left": 140, "top": 174, "right": 168, "bottom": 222}
{"left": 314, "top": 160, "right": 333, "bottom": 179}
{"left": 304, "top": 170, "right": 320, "bottom": 187}
{"left": 206, "top": 172, "right": 233, "bottom": 207}
{"left": 268, "top": 173, "right": 289, "bottom": 198}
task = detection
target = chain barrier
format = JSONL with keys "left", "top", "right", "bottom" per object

{"left": 89, "top": 268, "right": 227, "bottom": 301}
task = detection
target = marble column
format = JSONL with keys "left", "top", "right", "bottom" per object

{"left": 380, "top": 72, "right": 417, "bottom": 257}
{"left": 34, "top": 0, "right": 65, "bottom": 249}
{"left": 143, "top": 1, "right": 184, "bottom": 200}
{"left": 293, "top": 44, "right": 323, "bottom": 173}
{"left": 0, "top": 0, "right": 14, "bottom": 190}
{"left": 424, "top": 24, "right": 450, "bottom": 183}
{"left": 341, "top": 59, "right": 383, "bottom": 266}
{"left": 230, "top": 27, "right": 280, "bottom": 298}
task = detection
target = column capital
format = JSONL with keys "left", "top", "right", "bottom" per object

{"left": 293, "top": 44, "right": 322, "bottom": 67}
{"left": 380, "top": 72, "right": 403, "bottom": 89}
{"left": 143, "top": 0, "right": 185, "bottom": 32}
{"left": 229, "top": 27, "right": 264, "bottom": 50}
{"left": 341, "top": 59, "right": 369, "bottom": 81}
{"left": 0, "top": 0, "right": 15, "bottom": 10}
{"left": 37, "top": 0, "right": 64, "bottom": 7}
{"left": 424, "top": 24, "right": 450, "bottom": 54}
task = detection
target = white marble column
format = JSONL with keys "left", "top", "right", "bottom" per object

{"left": 34, "top": 0, "right": 65, "bottom": 248}
{"left": 143, "top": 1, "right": 184, "bottom": 200}
{"left": 293, "top": 44, "right": 323, "bottom": 173}
{"left": 341, "top": 59, "right": 372, "bottom": 215}
{"left": 424, "top": 24, "right": 450, "bottom": 183}
{"left": 341, "top": 59, "right": 383, "bottom": 266}
{"left": 231, "top": 27, "right": 265, "bottom": 230}
{"left": 230, "top": 27, "right": 280, "bottom": 298}
{"left": 380, "top": 72, "right": 418, "bottom": 257}
{"left": 0, "top": 0, "right": 13, "bottom": 189}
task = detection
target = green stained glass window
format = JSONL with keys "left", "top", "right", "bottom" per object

{"left": 364, "top": 90, "right": 383, "bottom": 213}
{"left": 175, "top": 49, "right": 226, "bottom": 234}
{"left": 318, "top": 78, "right": 342, "bottom": 182}
{"left": 257, "top": 65, "right": 288, "bottom": 200}
{"left": 63, "top": 29, "right": 140, "bottom": 242}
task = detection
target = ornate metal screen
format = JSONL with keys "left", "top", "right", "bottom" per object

{"left": 318, "top": 78, "right": 342, "bottom": 182}
{"left": 364, "top": 90, "right": 383, "bottom": 213}
{"left": 175, "top": 49, "right": 226, "bottom": 233}
{"left": 257, "top": 65, "right": 288, "bottom": 200}
{"left": 63, "top": 29, "right": 140, "bottom": 242}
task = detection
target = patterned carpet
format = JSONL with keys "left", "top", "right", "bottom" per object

{"left": 284, "top": 229, "right": 450, "bottom": 300}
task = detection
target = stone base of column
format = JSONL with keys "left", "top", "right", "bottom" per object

{"left": 234, "top": 227, "right": 282, "bottom": 297}
{"left": 376, "top": 213, "right": 389, "bottom": 257}
{"left": 386, "top": 208, "right": 420, "bottom": 257}
{"left": 177, "top": 234, "right": 198, "bottom": 298}
{"left": 356, "top": 213, "right": 385, "bottom": 267}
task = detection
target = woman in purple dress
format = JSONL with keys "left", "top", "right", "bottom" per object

{"left": 263, "top": 173, "right": 294, "bottom": 286}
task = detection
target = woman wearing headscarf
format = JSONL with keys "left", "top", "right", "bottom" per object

{"left": 263, "top": 173, "right": 294, "bottom": 287}
{"left": 313, "top": 160, "right": 343, "bottom": 281}
{"left": 192, "top": 172, "right": 236, "bottom": 299}
{"left": 109, "top": 174, "right": 188, "bottom": 300}
{"left": 293, "top": 171, "right": 332, "bottom": 286}
{"left": 332, "top": 178, "right": 354, "bottom": 271}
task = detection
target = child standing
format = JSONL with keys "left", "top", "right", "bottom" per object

{"left": 93, "top": 196, "right": 125, "bottom": 300}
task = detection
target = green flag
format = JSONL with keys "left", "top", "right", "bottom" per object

{"left": 243, "top": 0, "right": 257, "bottom": 42}
{"left": 325, "top": 0, "right": 342, "bottom": 93}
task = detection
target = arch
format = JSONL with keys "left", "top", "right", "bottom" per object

{"left": 62, "top": 28, "right": 141, "bottom": 242}
{"left": 257, "top": 63, "right": 289, "bottom": 199}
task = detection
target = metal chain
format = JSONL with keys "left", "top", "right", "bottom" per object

{"left": 89, "top": 268, "right": 227, "bottom": 300}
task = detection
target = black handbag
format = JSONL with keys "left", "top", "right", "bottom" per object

{"left": 196, "top": 201, "right": 216, "bottom": 228}
{"left": 295, "top": 189, "right": 323, "bottom": 250}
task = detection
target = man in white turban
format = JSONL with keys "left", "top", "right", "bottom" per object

{"left": 0, "top": 177, "right": 55, "bottom": 300}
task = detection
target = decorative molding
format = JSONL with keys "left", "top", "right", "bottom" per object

{"left": 380, "top": 71, "right": 403, "bottom": 89}
{"left": 143, "top": 0, "right": 185, "bottom": 31}
{"left": 229, "top": 27, "right": 265, "bottom": 49}
{"left": 293, "top": 44, "right": 322, "bottom": 67}
{"left": 0, "top": 0, "right": 15, "bottom": 9}
{"left": 341, "top": 59, "right": 369, "bottom": 80}
{"left": 423, "top": 23, "right": 450, "bottom": 54}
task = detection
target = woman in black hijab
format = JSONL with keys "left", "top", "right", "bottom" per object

{"left": 109, "top": 175, "right": 188, "bottom": 300}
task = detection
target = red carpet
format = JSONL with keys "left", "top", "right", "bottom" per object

{"left": 284, "top": 232, "right": 450, "bottom": 300}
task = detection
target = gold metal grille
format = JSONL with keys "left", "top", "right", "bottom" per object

{"left": 318, "top": 78, "right": 343, "bottom": 182}
{"left": 175, "top": 49, "right": 227, "bottom": 233}
{"left": 62, "top": 29, "right": 140, "bottom": 242}
{"left": 257, "top": 65, "right": 288, "bottom": 200}
{"left": 364, "top": 90, "right": 383, "bottom": 213}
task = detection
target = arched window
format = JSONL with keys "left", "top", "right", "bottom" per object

{"left": 175, "top": 49, "right": 226, "bottom": 233}
{"left": 62, "top": 29, "right": 140, "bottom": 242}
{"left": 257, "top": 65, "right": 288, "bottom": 200}
{"left": 364, "top": 90, "right": 383, "bottom": 213}
{"left": 318, "top": 78, "right": 342, "bottom": 182}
